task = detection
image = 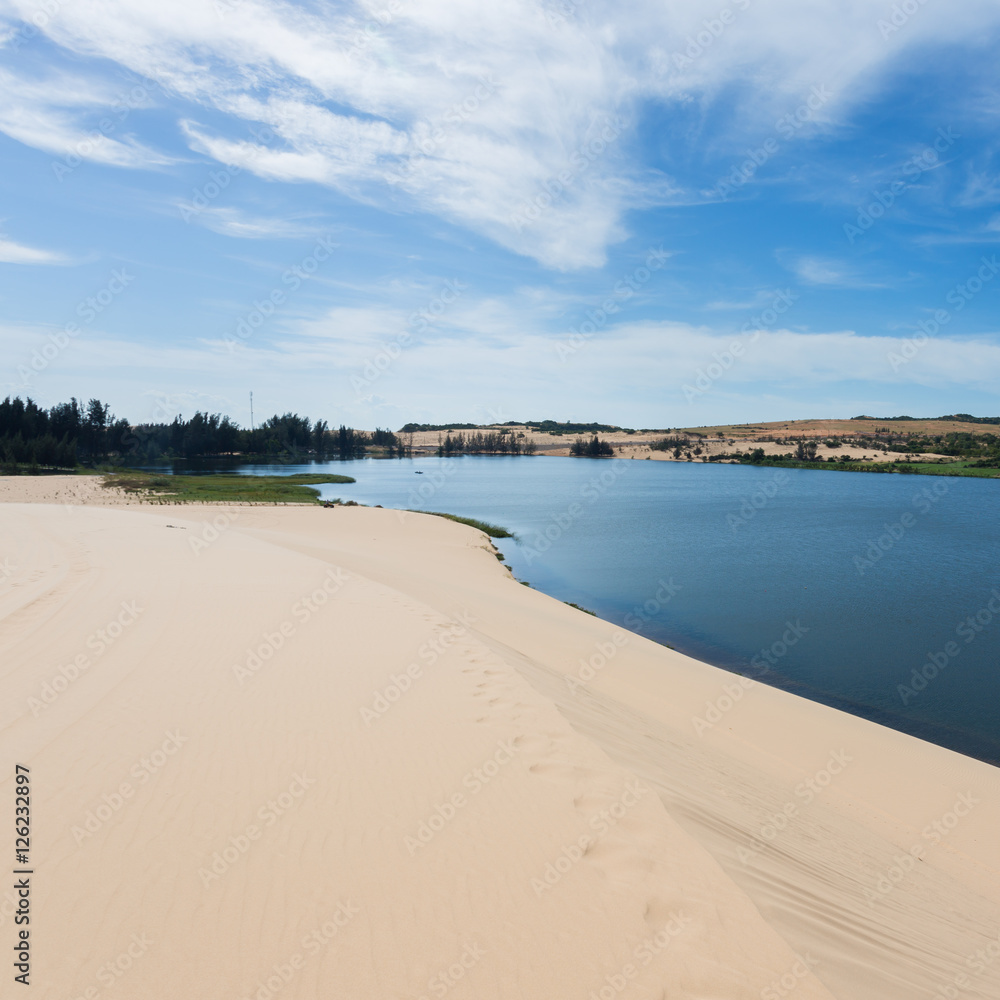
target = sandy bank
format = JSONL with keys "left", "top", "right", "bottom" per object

{"left": 1, "top": 483, "right": 997, "bottom": 999}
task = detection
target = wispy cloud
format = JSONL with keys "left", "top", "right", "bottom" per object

{"left": 704, "top": 289, "right": 777, "bottom": 311}
{"left": 3, "top": 0, "right": 996, "bottom": 269}
{"left": 0, "top": 66, "right": 174, "bottom": 169}
{"left": 187, "top": 205, "right": 322, "bottom": 240}
{"left": 958, "top": 165, "right": 1000, "bottom": 208}
{"left": 786, "top": 254, "right": 884, "bottom": 289}
{"left": 0, "top": 237, "right": 69, "bottom": 265}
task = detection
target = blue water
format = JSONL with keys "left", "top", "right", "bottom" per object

{"left": 174, "top": 456, "right": 1000, "bottom": 765}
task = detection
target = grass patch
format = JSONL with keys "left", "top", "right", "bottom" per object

{"left": 728, "top": 457, "right": 1000, "bottom": 479}
{"left": 407, "top": 510, "right": 514, "bottom": 538}
{"left": 892, "top": 460, "right": 1000, "bottom": 477}
{"left": 564, "top": 601, "right": 597, "bottom": 616}
{"left": 101, "top": 471, "right": 355, "bottom": 504}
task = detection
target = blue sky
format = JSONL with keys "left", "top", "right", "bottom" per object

{"left": 1, "top": 0, "right": 999, "bottom": 429}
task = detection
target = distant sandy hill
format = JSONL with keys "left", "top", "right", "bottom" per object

{"left": 403, "top": 417, "right": 999, "bottom": 464}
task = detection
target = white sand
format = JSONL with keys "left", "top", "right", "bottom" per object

{"left": 1, "top": 478, "right": 997, "bottom": 999}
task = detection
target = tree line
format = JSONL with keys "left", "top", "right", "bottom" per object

{"left": 437, "top": 429, "right": 537, "bottom": 456}
{"left": 0, "top": 396, "right": 408, "bottom": 470}
{"left": 569, "top": 435, "right": 615, "bottom": 457}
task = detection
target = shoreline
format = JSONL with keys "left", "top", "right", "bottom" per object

{"left": 83, "top": 453, "right": 1000, "bottom": 480}
{"left": 2, "top": 478, "right": 998, "bottom": 998}
{"left": 8, "top": 473, "right": 999, "bottom": 764}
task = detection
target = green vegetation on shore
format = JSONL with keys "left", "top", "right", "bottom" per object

{"left": 102, "top": 471, "right": 355, "bottom": 503}
{"left": 401, "top": 419, "right": 627, "bottom": 435}
{"left": 851, "top": 413, "right": 1000, "bottom": 425}
{"left": 570, "top": 434, "right": 615, "bottom": 457}
{"left": 409, "top": 509, "right": 514, "bottom": 537}
{"left": 436, "top": 429, "right": 536, "bottom": 456}
{"left": 717, "top": 452, "right": 1000, "bottom": 478}
{"left": 7, "top": 394, "right": 1000, "bottom": 485}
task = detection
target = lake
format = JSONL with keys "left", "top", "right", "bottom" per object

{"left": 171, "top": 456, "right": 1000, "bottom": 765}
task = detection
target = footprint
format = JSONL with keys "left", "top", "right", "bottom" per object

{"left": 585, "top": 841, "right": 655, "bottom": 883}
{"left": 643, "top": 897, "right": 681, "bottom": 928}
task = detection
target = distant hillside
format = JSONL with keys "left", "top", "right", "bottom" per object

{"left": 851, "top": 414, "right": 1000, "bottom": 425}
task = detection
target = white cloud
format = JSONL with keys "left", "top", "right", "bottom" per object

{"left": 959, "top": 167, "right": 1000, "bottom": 208}
{"left": 0, "top": 66, "right": 174, "bottom": 169}
{"left": 0, "top": 237, "right": 68, "bottom": 264}
{"left": 54, "top": 300, "right": 997, "bottom": 396}
{"left": 187, "top": 205, "right": 322, "bottom": 239}
{"left": 787, "top": 255, "right": 885, "bottom": 289}
{"left": 704, "top": 290, "right": 776, "bottom": 311}
{"left": 2, "top": 0, "right": 1000, "bottom": 268}
{"left": 6, "top": 304, "right": 999, "bottom": 426}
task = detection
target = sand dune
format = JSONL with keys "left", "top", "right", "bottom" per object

{"left": 1, "top": 483, "right": 997, "bottom": 998}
